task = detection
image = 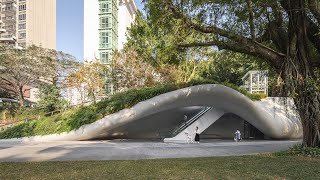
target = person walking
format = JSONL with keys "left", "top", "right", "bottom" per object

{"left": 234, "top": 129, "right": 241, "bottom": 141}
{"left": 195, "top": 126, "right": 200, "bottom": 143}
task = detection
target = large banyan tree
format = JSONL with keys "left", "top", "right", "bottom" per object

{"left": 145, "top": 0, "right": 320, "bottom": 147}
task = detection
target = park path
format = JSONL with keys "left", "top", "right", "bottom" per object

{"left": 0, "top": 140, "right": 300, "bottom": 162}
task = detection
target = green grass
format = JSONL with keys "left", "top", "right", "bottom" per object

{"left": 0, "top": 156, "right": 319, "bottom": 179}
{"left": 0, "top": 80, "right": 263, "bottom": 139}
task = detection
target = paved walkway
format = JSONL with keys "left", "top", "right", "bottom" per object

{"left": 0, "top": 140, "right": 300, "bottom": 162}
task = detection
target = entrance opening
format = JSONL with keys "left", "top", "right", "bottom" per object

{"left": 201, "top": 113, "right": 266, "bottom": 140}
{"left": 243, "top": 121, "right": 265, "bottom": 140}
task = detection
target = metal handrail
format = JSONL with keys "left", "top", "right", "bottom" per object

{"left": 170, "top": 107, "right": 212, "bottom": 137}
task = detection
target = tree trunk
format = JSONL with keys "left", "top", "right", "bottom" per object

{"left": 281, "top": 55, "right": 320, "bottom": 147}
{"left": 295, "top": 91, "right": 320, "bottom": 147}
{"left": 17, "top": 86, "right": 24, "bottom": 107}
{"left": 282, "top": 0, "right": 320, "bottom": 147}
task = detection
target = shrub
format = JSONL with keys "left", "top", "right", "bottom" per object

{"left": 274, "top": 144, "right": 320, "bottom": 157}
{"left": 251, "top": 93, "right": 267, "bottom": 100}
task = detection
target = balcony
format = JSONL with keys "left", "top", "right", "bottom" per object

{"left": 0, "top": 36, "right": 16, "bottom": 44}
{"left": 0, "top": 28, "right": 6, "bottom": 33}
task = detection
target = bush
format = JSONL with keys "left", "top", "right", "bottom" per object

{"left": 0, "top": 121, "right": 37, "bottom": 139}
{"left": 251, "top": 93, "right": 267, "bottom": 100}
{"left": 37, "top": 84, "right": 68, "bottom": 112}
{"left": 0, "top": 80, "right": 262, "bottom": 139}
{"left": 274, "top": 144, "right": 320, "bottom": 157}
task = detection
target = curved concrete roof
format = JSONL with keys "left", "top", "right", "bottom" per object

{"left": 2, "top": 84, "right": 302, "bottom": 142}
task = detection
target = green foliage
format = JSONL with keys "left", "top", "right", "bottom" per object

{"left": 126, "top": 12, "right": 272, "bottom": 88}
{"left": 0, "top": 81, "right": 262, "bottom": 139}
{"left": 0, "top": 90, "right": 12, "bottom": 99}
{"left": 66, "top": 106, "right": 101, "bottom": 130}
{"left": 0, "top": 46, "right": 73, "bottom": 107}
{"left": 197, "top": 51, "right": 270, "bottom": 86}
{"left": 274, "top": 144, "right": 320, "bottom": 157}
{"left": 251, "top": 93, "right": 267, "bottom": 100}
{"left": 0, "top": 121, "right": 36, "bottom": 139}
{"left": 0, "top": 102, "right": 19, "bottom": 119}
{"left": 125, "top": 11, "right": 188, "bottom": 66}
{"left": 37, "top": 84, "right": 68, "bottom": 112}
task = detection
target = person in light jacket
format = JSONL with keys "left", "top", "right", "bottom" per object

{"left": 234, "top": 129, "right": 241, "bottom": 141}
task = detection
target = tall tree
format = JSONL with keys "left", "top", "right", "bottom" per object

{"left": 66, "top": 62, "right": 106, "bottom": 104}
{"left": 125, "top": 11, "right": 189, "bottom": 65}
{"left": 145, "top": 0, "right": 320, "bottom": 147}
{"left": 108, "top": 49, "right": 175, "bottom": 92}
{"left": 37, "top": 83, "right": 68, "bottom": 112}
{"left": 0, "top": 46, "right": 56, "bottom": 106}
{"left": 0, "top": 46, "right": 76, "bottom": 107}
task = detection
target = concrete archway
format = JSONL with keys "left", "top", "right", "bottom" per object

{"left": 5, "top": 84, "right": 303, "bottom": 142}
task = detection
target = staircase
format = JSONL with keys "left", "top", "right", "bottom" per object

{"left": 158, "top": 107, "right": 212, "bottom": 139}
{"left": 170, "top": 107, "right": 212, "bottom": 137}
{"left": 164, "top": 108, "right": 225, "bottom": 143}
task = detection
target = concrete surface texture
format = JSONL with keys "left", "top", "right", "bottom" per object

{"left": 0, "top": 84, "right": 303, "bottom": 142}
{"left": 0, "top": 140, "right": 300, "bottom": 162}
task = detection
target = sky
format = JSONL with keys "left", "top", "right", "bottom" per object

{"left": 57, "top": 0, "right": 144, "bottom": 62}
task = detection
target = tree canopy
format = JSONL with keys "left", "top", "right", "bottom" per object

{"left": 143, "top": 0, "right": 320, "bottom": 147}
{"left": 0, "top": 46, "right": 77, "bottom": 106}
{"left": 126, "top": 9, "right": 269, "bottom": 85}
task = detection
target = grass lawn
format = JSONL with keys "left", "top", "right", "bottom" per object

{"left": 0, "top": 155, "right": 319, "bottom": 179}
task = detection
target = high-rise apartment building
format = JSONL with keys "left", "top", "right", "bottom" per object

{"left": 0, "top": 0, "right": 56, "bottom": 49}
{"left": 84, "top": 0, "right": 136, "bottom": 64}
{"left": 0, "top": 0, "right": 56, "bottom": 103}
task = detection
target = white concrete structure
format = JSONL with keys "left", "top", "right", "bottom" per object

{"left": 0, "top": 85, "right": 302, "bottom": 142}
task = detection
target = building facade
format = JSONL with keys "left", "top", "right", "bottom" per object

{"left": 84, "top": 0, "right": 136, "bottom": 64}
{"left": 0, "top": 0, "right": 56, "bottom": 49}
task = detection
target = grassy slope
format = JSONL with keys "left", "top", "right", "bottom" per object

{"left": 0, "top": 156, "right": 319, "bottom": 179}
{"left": 0, "top": 80, "right": 264, "bottom": 139}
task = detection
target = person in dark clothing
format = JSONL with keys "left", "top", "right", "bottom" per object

{"left": 195, "top": 126, "right": 200, "bottom": 143}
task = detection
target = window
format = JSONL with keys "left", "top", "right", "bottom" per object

{"left": 19, "top": 32, "right": 26, "bottom": 39}
{"left": 99, "top": 2, "right": 111, "bottom": 13}
{"left": 19, "top": 4, "right": 26, "bottom": 11}
{"left": 100, "top": 52, "right": 109, "bottom": 64}
{"left": 19, "top": 14, "right": 26, "bottom": 20}
{"left": 99, "top": 31, "right": 110, "bottom": 49}
{"left": 100, "top": 17, "right": 110, "bottom": 29}
{"left": 5, "top": 3, "right": 13, "bottom": 10}
{"left": 19, "top": 23, "right": 26, "bottom": 30}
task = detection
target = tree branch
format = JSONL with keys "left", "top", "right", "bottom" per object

{"left": 178, "top": 40, "right": 283, "bottom": 69}
{"left": 164, "top": 0, "right": 285, "bottom": 66}
{"left": 246, "top": 0, "right": 256, "bottom": 41}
